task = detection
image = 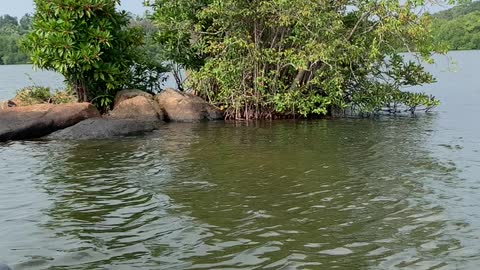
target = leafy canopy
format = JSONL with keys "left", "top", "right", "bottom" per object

{"left": 148, "top": 0, "right": 467, "bottom": 119}
{"left": 22, "top": 0, "right": 143, "bottom": 109}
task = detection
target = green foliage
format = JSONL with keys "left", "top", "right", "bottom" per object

{"left": 0, "top": 14, "right": 31, "bottom": 65}
{"left": 15, "top": 86, "right": 51, "bottom": 105}
{"left": 127, "top": 57, "right": 168, "bottom": 94}
{"left": 14, "top": 85, "right": 77, "bottom": 105}
{"left": 434, "top": 0, "right": 480, "bottom": 20}
{"left": 21, "top": 0, "right": 144, "bottom": 111}
{"left": 148, "top": 0, "right": 459, "bottom": 119}
{"left": 126, "top": 15, "right": 168, "bottom": 93}
{"left": 0, "top": 15, "right": 19, "bottom": 28}
{"left": 51, "top": 87, "right": 77, "bottom": 104}
{"left": 432, "top": 1, "right": 480, "bottom": 50}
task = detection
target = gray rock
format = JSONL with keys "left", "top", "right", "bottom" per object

{"left": 47, "top": 118, "right": 160, "bottom": 140}
{"left": 155, "top": 88, "right": 224, "bottom": 122}
{"left": 0, "top": 103, "right": 100, "bottom": 142}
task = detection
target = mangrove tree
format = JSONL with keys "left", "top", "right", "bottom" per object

{"left": 147, "top": 0, "right": 464, "bottom": 119}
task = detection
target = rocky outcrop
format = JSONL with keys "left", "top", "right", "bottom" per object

{"left": 114, "top": 89, "right": 155, "bottom": 105}
{"left": 47, "top": 118, "right": 160, "bottom": 140}
{"left": 0, "top": 103, "right": 100, "bottom": 142}
{"left": 155, "top": 88, "right": 223, "bottom": 122}
{"left": 109, "top": 94, "right": 164, "bottom": 121}
{"left": 0, "top": 88, "right": 225, "bottom": 142}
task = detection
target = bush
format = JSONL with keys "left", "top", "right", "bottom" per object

{"left": 51, "top": 88, "right": 77, "bottom": 104}
{"left": 13, "top": 86, "right": 77, "bottom": 106}
{"left": 126, "top": 15, "right": 169, "bottom": 94}
{"left": 14, "top": 86, "right": 51, "bottom": 105}
{"left": 22, "top": 0, "right": 143, "bottom": 111}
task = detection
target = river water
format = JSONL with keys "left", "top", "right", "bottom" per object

{"left": 0, "top": 65, "right": 64, "bottom": 100}
{"left": 0, "top": 51, "right": 479, "bottom": 269}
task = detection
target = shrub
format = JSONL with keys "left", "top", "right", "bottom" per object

{"left": 51, "top": 87, "right": 77, "bottom": 104}
{"left": 22, "top": 0, "right": 143, "bottom": 111}
{"left": 13, "top": 86, "right": 77, "bottom": 106}
{"left": 14, "top": 86, "right": 51, "bottom": 105}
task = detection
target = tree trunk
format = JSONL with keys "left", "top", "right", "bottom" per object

{"left": 74, "top": 83, "right": 88, "bottom": 102}
{"left": 290, "top": 70, "right": 306, "bottom": 90}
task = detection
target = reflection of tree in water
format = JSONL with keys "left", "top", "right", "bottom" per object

{"left": 162, "top": 117, "right": 464, "bottom": 269}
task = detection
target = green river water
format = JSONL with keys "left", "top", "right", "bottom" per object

{"left": 1, "top": 51, "right": 480, "bottom": 269}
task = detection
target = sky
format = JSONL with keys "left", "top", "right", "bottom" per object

{"left": 0, "top": 0, "right": 147, "bottom": 19}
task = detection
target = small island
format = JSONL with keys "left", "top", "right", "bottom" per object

{"left": 0, "top": 0, "right": 474, "bottom": 142}
{"left": 2, "top": 0, "right": 442, "bottom": 139}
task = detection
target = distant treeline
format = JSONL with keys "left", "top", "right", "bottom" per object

{"left": 0, "top": 14, "right": 31, "bottom": 65}
{"left": 432, "top": 1, "right": 480, "bottom": 50}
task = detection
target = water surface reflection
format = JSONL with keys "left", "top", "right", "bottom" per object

{"left": 0, "top": 115, "right": 476, "bottom": 270}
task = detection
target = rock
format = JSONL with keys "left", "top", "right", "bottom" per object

{"left": 155, "top": 88, "right": 223, "bottom": 122}
{"left": 7, "top": 97, "right": 24, "bottom": 107}
{"left": 114, "top": 89, "right": 154, "bottom": 105}
{"left": 47, "top": 118, "right": 160, "bottom": 140}
{"left": 0, "top": 103, "right": 100, "bottom": 142}
{"left": 0, "top": 101, "right": 8, "bottom": 110}
{"left": 4, "top": 103, "right": 53, "bottom": 113}
{"left": 0, "top": 263, "right": 11, "bottom": 270}
{"left": 109, "top": 96, "right": 164, "bottom": 121}
{"left": 7, "top": 100, "right": 17, "bottom": 107}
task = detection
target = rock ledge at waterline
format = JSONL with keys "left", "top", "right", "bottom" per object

{"left": 0, "top": 102, "right": 100, "bottom": 141}
{"left": 46, "top": 118, "right": 161, "bottom": 140}
{"left": 155, "top": 88, "right": 224, "bottom": 122}
{"left": 0, "top": 88, "right": 224, "bottom": 142}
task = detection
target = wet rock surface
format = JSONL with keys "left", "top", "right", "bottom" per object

{"left": 0, "top": 103, "right": 100, "bottom": 142}
{"left": 47, "top": 118, "right": 160, "bottom": 140}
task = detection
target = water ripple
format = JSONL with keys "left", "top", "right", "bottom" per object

{"left": 0, "top": 117, "right": 479, "bottom": 269}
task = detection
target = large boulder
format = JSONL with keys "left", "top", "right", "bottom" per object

{"left": 114, "top": 89, "right": 154, "bottom": 105}
{"left": 109, "top": 96, "right": 164, "bottom": 121}
{"left": 0, "top": 103, "right": 100, "bottom": 142}
{"left": 155, "top": 88, "right": 223, "bottom": 122}
{"left": 47, "top": 118, "right": 160, "bottom": 140}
